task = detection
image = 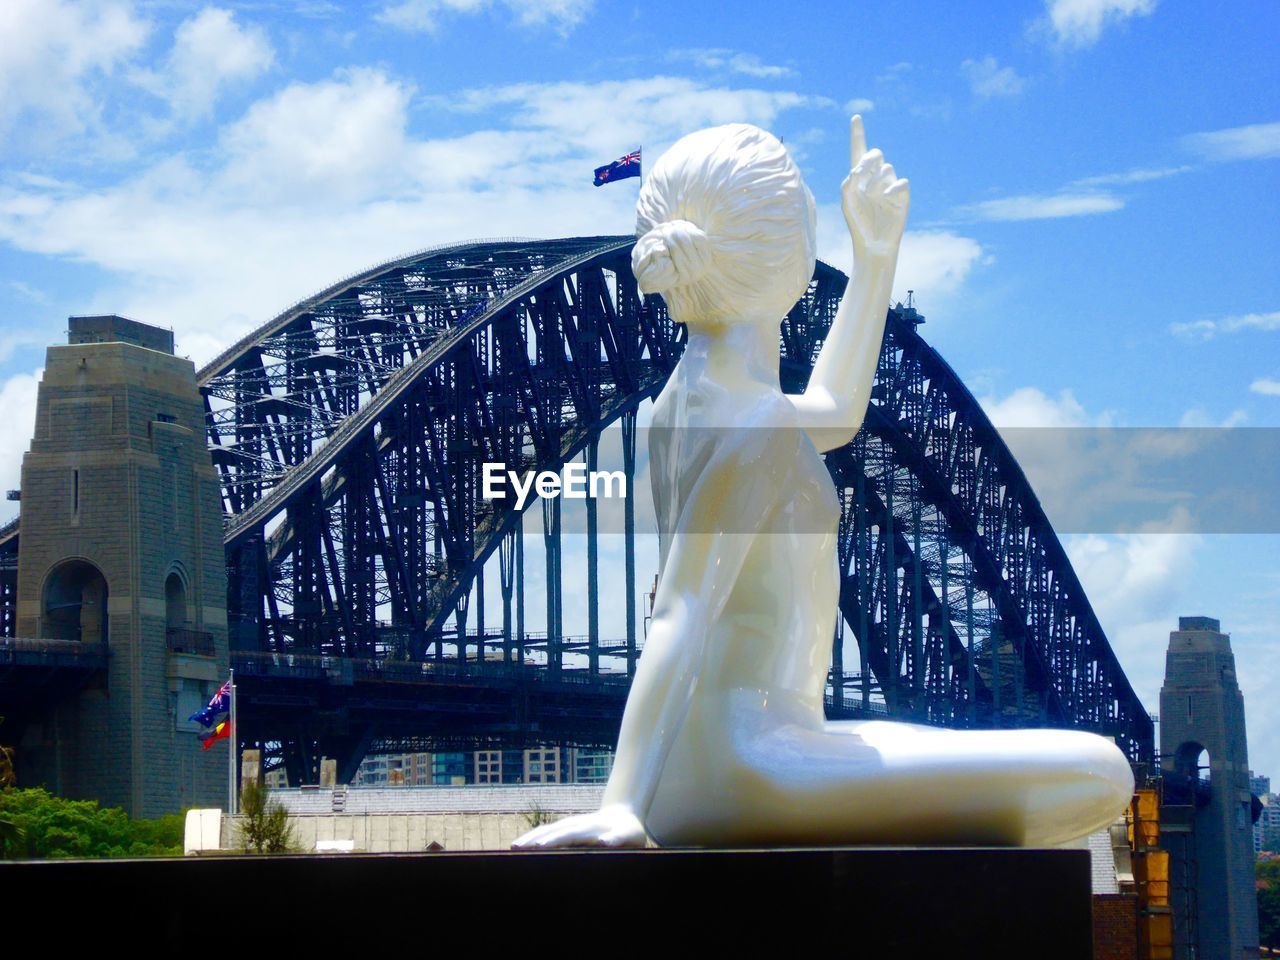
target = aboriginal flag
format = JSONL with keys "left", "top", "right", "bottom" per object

{"left": 201, "top": 719, "right": 231, "bottom": 751}
{"left": 593, "top": 149, "right": 641, "bottom": 187}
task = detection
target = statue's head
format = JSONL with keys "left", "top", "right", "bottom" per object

{"left": 632, "top": 123, "right": 817, "bottom": 328}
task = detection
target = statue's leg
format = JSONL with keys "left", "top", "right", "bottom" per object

{"left": 719, "top": 719, "right": 1135, "bottom": 847}
{"left": 647, "top": 714, "right": 1134, "bottom": 848}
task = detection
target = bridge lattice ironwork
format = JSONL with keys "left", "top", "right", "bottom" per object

{"left": 193, "top": 236, "right": 1152, "bottom": 773}
{"left": 0, "top": 236, "right": 1153, "bottom": 781}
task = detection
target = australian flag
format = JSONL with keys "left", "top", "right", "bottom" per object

{"left": 188, "top": 679, "right": 231, "bottom": 728}
{"left": 593, "top": 148, "right": 641, "bottom": 187}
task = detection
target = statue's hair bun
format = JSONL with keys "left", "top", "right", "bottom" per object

{"left": 632, "top": 123, "right": 816, "bottom": 325}
{"left": 632, "top": 219, "right": 711, "bottom": 294}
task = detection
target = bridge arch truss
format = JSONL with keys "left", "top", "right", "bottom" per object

{"left": 197, "top": 236, "right": 1153, "bottom": 766}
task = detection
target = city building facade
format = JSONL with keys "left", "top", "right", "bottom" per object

{"left": 349, "top": 746, "right": 614, "bottom": 787}
{"left": 1256, "top": 794, "right": 1280, "bottom": 857}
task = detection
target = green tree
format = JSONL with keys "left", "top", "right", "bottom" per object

{"left": 1259, "top": 858, "right": 1280, "bottom": 951}
{"left": 0, "top": 787, "right": 182, "bottom": 858}
{"left": 0, "top": 716, "right": 20, "bottom": 858}
{"left": 0, "top": 815, "right": 22, "bottom": 858}
{"left": 237, "top": 780, "right": 296, "bottom": 854}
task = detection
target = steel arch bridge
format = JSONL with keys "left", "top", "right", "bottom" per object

{"left": 195, "top": 235, "right": 1152, "bottom": 779}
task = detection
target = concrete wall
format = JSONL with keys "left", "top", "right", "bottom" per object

{"left": 187, "top": 785, "right": 608, "bottom": 853}
{"left": 228, "top": 811, "right": 550, "bottom": 853}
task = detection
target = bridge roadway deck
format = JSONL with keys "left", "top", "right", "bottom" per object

{"left": 0, "top": 637, "right": 107, "bottom": 723}
{"left": 234, "top": 650, "right": 633, "bottom": 750}
{"left": 232, "top": 649, "right": 891, "bottom": 759}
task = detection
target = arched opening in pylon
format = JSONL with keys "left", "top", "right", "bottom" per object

{"left": 42, "top": 559, "right": 109, "bottom": 645}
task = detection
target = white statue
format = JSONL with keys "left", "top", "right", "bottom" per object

{"left": 513, "top": 117, "right": 1134, "bottom": 849}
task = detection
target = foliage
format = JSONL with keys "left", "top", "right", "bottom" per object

{"left": 1259, "top": 858, "right": 1280, "bottom": 951}
{"left": 522, "top": 799, "right": 555, "bottom": 830}
{"left": 237, "top": 780, "right": 296, "bottom": 854}
{"left": 0, "top": 787, "right": 182, "bottom": 859}
{"left": 0, "top": 716, "right": 19, "bottom": 857}
{"left": 0, "top": 810, "right": 22, "bottom": 859}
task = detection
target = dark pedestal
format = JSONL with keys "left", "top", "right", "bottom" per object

{"left": 4, "top": 847, "right": 1093, "bottom": 953}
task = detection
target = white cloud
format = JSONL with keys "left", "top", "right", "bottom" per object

{"left": 0, "top": 370, "right": 42, "bottom": 524}
{"left": 976, "top": 386, "right": 1270, "bottom": 543}
{"left": 1062, "top": 528, "right": 1201, "bottom": 713}
{"left": 961, "top": 163, "right": 1190, "bottom": 226}
{"left": 1066, "top": 528, "right": 1200, "bottom": 623}
{"left": 377, "top": 0, "right": 592, "bottom": 34}
{"left": 452, "top": 76, "right": 827, "bottom": 160}
{"left": 669, "top": 49, "right": 795, "bottom": 79}
{"left": 510, "top": 0, "right": 592, "bottom": 30}
{"left": 876, "top": 62, "right": 912, "bottom": 84}
{"left": 1072, "top": 165, "right": 1193, "bottom": 187}
{"left": 979, "top": 383, "right": 1207, "bottom": 722}
{"left": 133, "top": 7, "right": 274, "bottom": 120}
{"left": 1182, "top": 121, "right": 1280, "bottom": 162}
{"left": 976, "top": 386, "right": 1143, "bottom": 537}
{"left": 0, "top": 71, "right": 823, "bottom": 367}
{"left": 1177, "top": 407, "right": 1247, "bottom": 428}
{"left": 0, "top": 0, "right": 150, "bottom": 148}
{"left": 293, "top": 1, "right": 343, "bottom": 16}
{"left": 959, "top": 190, "right": 1123, "bottom": 221}
{"left": 0, "top": 329, "right": 44, "bottom": 365}
{"left": 1169, "top": 320, "right": 1214, "bottom": 339}
{"left": 816, "top": 210, "right": 986, "bottom": 314}
{"left": 7, "top": 281, "right": 50, "bottom": 307}
{"left": 219, "top": 68, "right": 414, "bottom": 204}
{"left": 976, "top": 387, "right": 1218, "bottom": 727}
{"left": 960, "top": 56, "right": 1025, "bottom": 99}
{"left": 979, "top": 386, "right": 1091, "bottom": 428}
{"left": 1041, "top": 0, "right": 1157, "bottom": 48}
{"left": 1220, "top": 572, "right": 1280, "bottom": 781}
{"left": 377, "top": 0, "right": 488, "bottom": 31}
{"left": 1251, "top": 378, "right": 1280, "bottom": 397}
{"left": 843, "top": 98, "right": 875, "bottom": 115}
{"left": 1052, "top": 537, "right": 1280, "bottom": 781}
{"left": 1170, "top": 309, "right": 1280, "bottom": 341}
{"left": 895, "top": 231, "right": 986, "bottom": 303}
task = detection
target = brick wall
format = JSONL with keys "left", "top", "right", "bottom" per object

{"left": 1093, "top": 893, "right": 1139, "bottom": 960}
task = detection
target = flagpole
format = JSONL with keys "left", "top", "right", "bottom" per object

{"left": 227, "top": 668, "right": 237, "bottom": 816}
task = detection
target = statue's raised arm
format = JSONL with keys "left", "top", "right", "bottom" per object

{"left": 791, "top": 115, "right": 910, "bottom": 453}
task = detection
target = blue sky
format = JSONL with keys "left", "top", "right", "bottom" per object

{"left": 0, "top": 0, "right": 1276, "bottom": 779}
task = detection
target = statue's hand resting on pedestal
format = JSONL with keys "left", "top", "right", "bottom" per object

{"left": 842, "top": 115, "right": 910, "bottom": 262}
{"left": 511, "top": 803, "right": 648, "bottom": 849}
